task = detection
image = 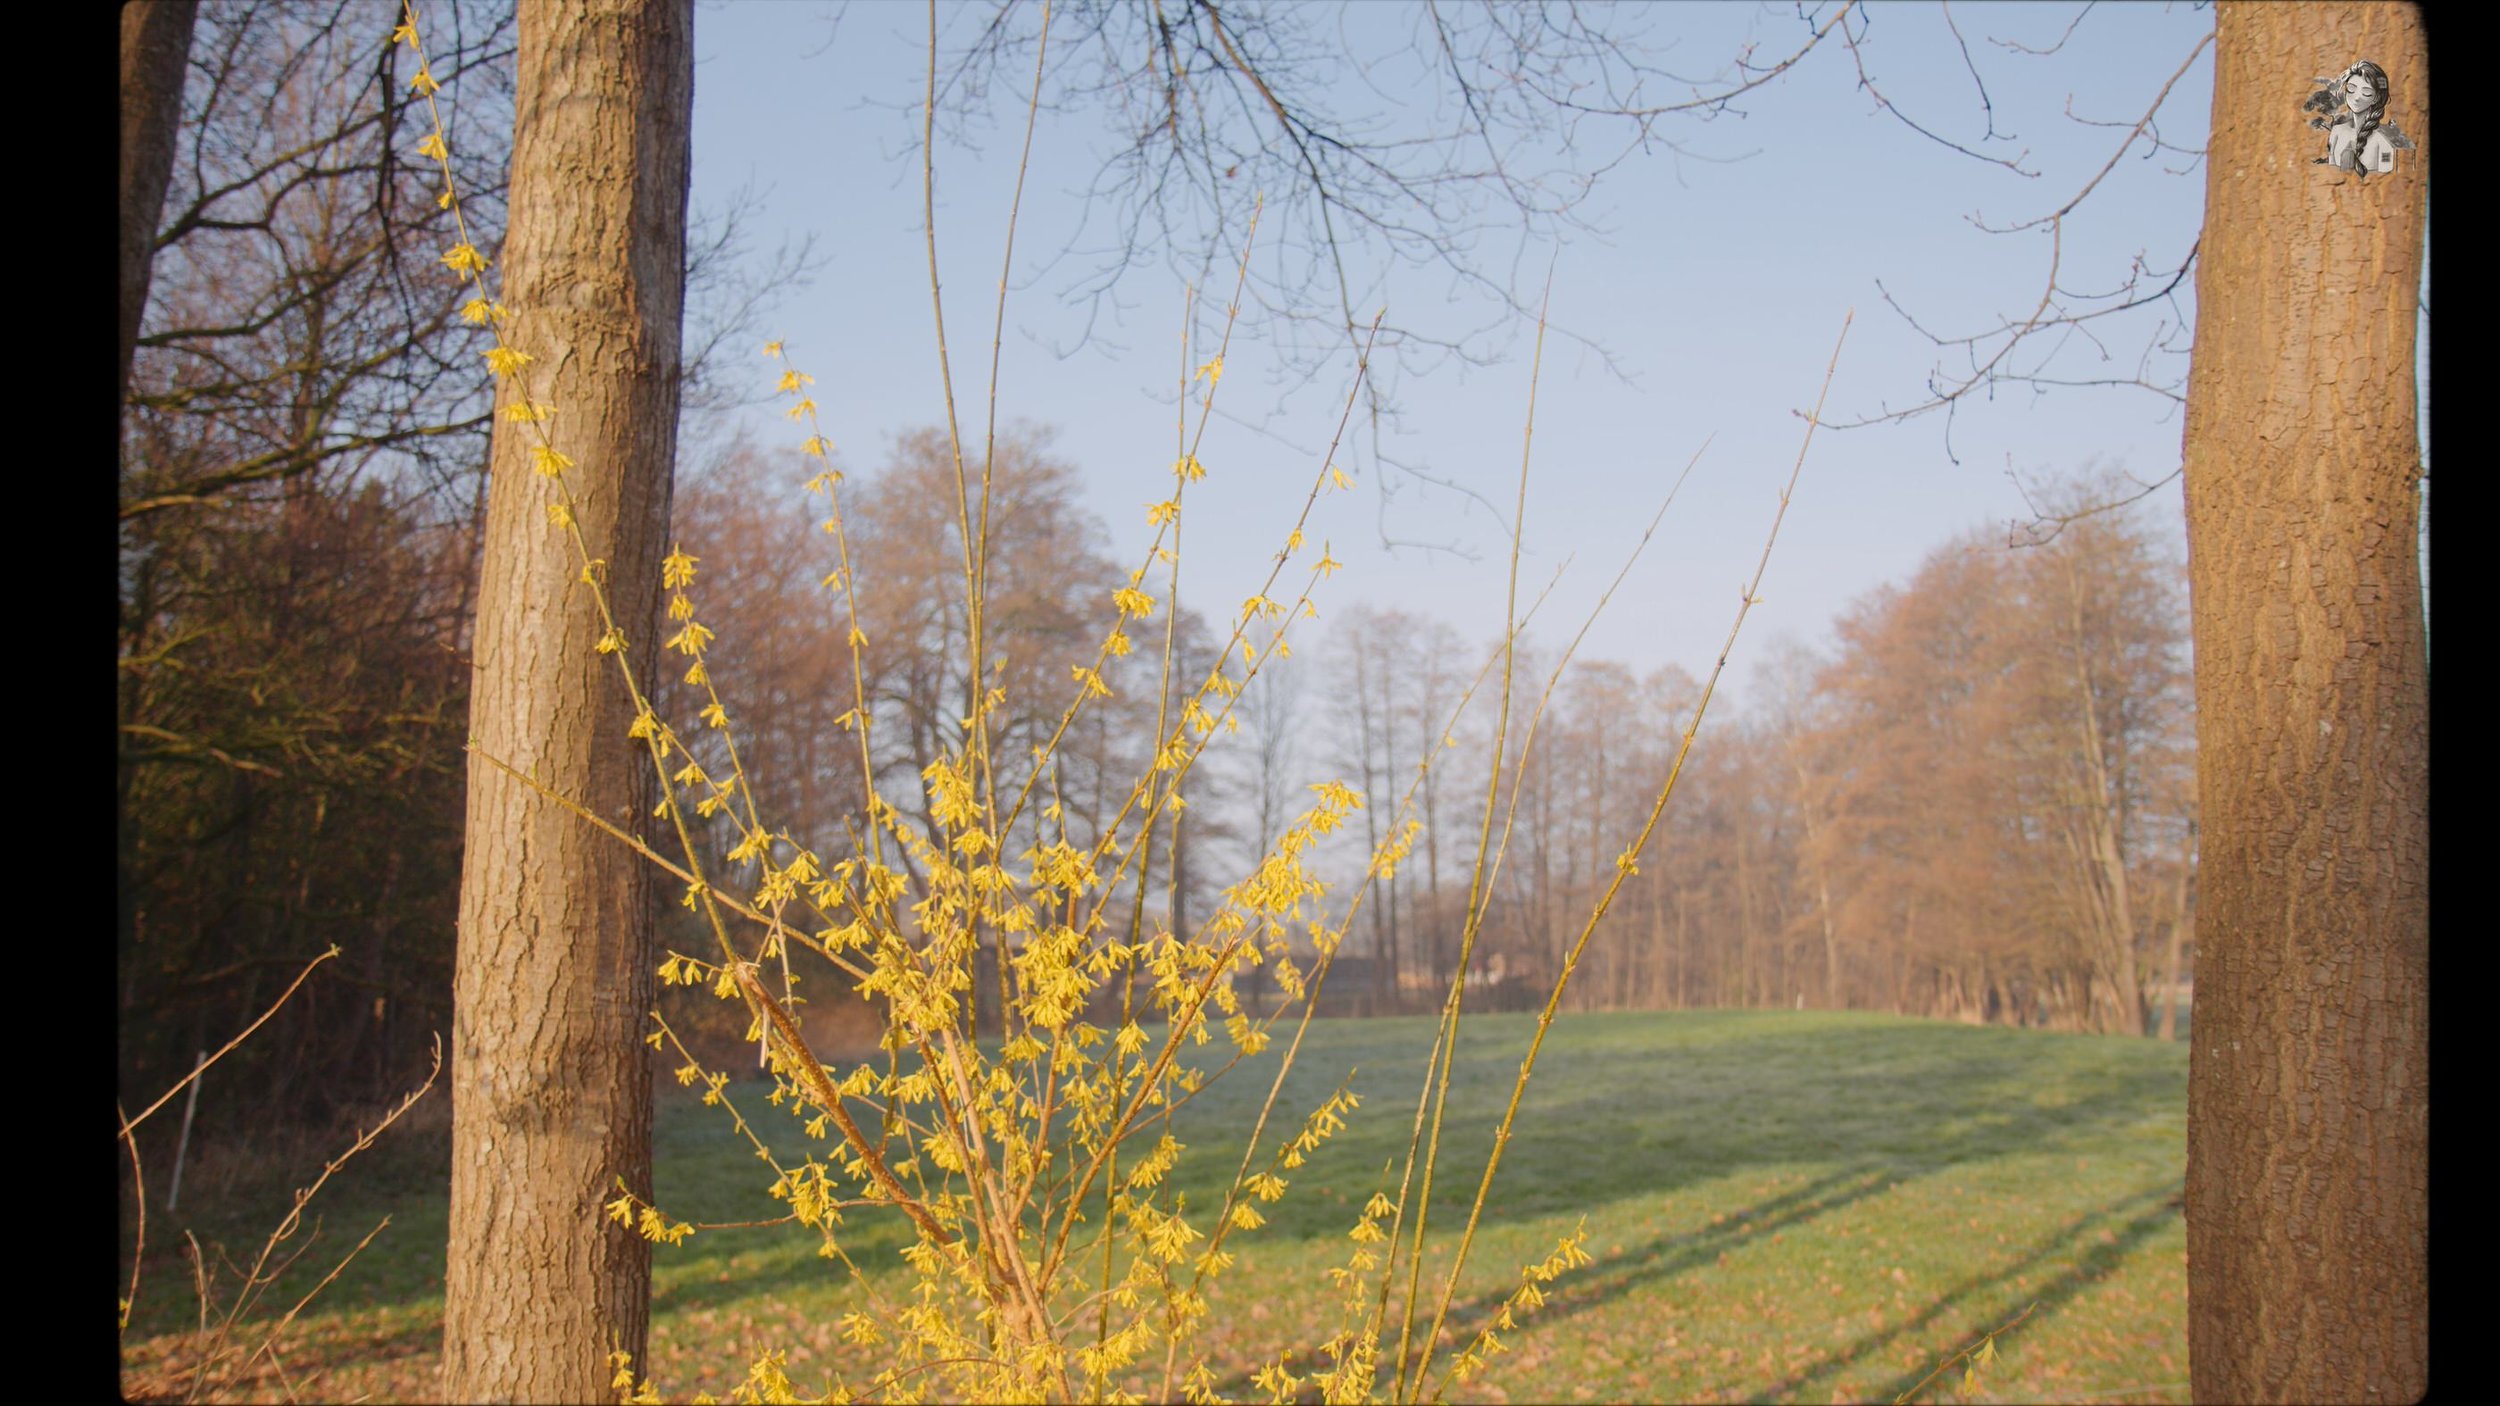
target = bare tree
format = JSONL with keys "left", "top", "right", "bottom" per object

{"left": 1757, "top": 641, "right": 1847, "bottom": 1010}
{"left": 1825, "top": 5, "right": 2213, "bottom": 473}
{"left": 847, "top": 425, "right": 1135, "bottom": 854}
{"left": 1786, "top": 499, "right": 2189, "bottom": 1029}
{"left": 664, "top": 435, "right": 875, "bottom": 861}
{"left": 2022, "top": 490, "right": 2191, "bottom": 1034}
{"left": 927, "top": 0, "right": 1849, "bottom": 530}
{"left": 1402, "top": 619, "right": 1469, "bottom": 990}
{"left": 1239, "top": 652, "right": 1302, "bottom": 861}
{"left": 1329, "top": 605, "right": 1409, "bottom": 1009}
{"left": 125, "top": 0, "right": 517, "bottom": 521}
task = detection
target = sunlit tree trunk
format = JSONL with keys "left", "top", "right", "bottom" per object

{"left": 444, "top": 1, "right": 693, "bottom": 1398}
{"left": 1784, "top": 748, "right": 1843, "bottom": 1010}
{"left": 2182, "top": 5, "right": 2428, "bottom": 1399}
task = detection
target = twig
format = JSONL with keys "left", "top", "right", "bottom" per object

{"left": 124, "top": 948, "right": 341, "bottom": 1134}
{"left": 120, "top": 1100, "right": 147, "bottom": 1334}
{"left": 1893, "top": 1301, "right": 2039, "bottom": 1404}
{"left": 1418, "top": 311, "right": 1853, "bottom": 1400}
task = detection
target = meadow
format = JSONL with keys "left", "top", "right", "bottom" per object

{"left": 121, "top": 1009, "right": 2189, "bottom": 1403}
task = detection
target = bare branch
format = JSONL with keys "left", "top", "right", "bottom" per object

{"left": 1829, "top": 27, "right": 2214, "bottom": 461}
{"left": 1990, "top": 2, "right": 2095, "bottom": 57}
{"left": 918, "top": 0, "right": 1850, "bottom": 502}
{"left": 1837, "top": 2, "right": 2037, "bottom": 175}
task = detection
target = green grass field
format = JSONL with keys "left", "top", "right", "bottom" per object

{"left": 122, "top": 1010, "right": 2189, "bottom": 1403}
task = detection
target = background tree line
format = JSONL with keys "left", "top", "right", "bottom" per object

{"left": 1230, "top": 473, "right": 2195, "bottom": 1036}
{"left": 629, "top": 437, "right": 2204, "bottom": 1053}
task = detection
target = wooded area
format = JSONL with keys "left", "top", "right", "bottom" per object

{"left": 654, "top": 444, "right": 2197, "bottom": 1043}
{"left": 118, "top": 0, "right": 510, "bottom": 1137}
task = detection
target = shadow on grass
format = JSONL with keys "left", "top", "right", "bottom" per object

{"left": 1235, "top": 1012, "right": 2186, "bottom": 1228}
{"left": 1741, "top": 1178, "right": 2181, "bottom": 1402}
{"left": 641, "top": 1012, "right": 2185, "bottom": 1315}
{"left": 130, "top": 1010, "right": 2188, "bottom": 1382}
{"left": 1208, "top": 1163, "right": 1902, "bottom": 1400}
{"left": 1446, "top": 1164, "right": 1894, "bottom": 1325}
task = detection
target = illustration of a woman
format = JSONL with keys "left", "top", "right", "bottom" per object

{"left": 2306, "top": 60, "right": 2415, "bottom": 175}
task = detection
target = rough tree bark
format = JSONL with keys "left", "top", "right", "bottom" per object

{"left": 2182, "top": 4, "right": 2428, "bottom": 1400}
{"left": 443, "top": 1, "right": 694, "bottom": 1399}
{"left": 120, "top": 1, "right": 196, "bottom": 410}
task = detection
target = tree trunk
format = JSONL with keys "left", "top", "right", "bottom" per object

{"left": 1673, "top": 892, "right": 1689, "bottom": 1008}
{"left": 444, "top": 2, "right": 693, "bottom": 1399}
{"left": 2183, "top": 6, "right": 2428, "bottom": 1400}
{"left": 1734, "top": 819, "right": 1754, "bottom": 1008}
{"left": 117, "top": 2, "right": 197, "bottom": 985}
{"left": 2057, "top": 556, "right": 2146, "bottom": 1036}
{"left": 2157, "top": 821, "right": 2195, "bottom": 1042}
{"left": 119, "top": 1, "right": 195, "bottom": 410}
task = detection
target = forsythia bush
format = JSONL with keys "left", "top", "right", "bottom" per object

{"left": 395, "top": 4, "right": 1835, "bottom": 1400}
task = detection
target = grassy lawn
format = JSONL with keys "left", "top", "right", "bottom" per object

{"left": 121, "top": 1010, "right": 2188, "bottom": 1403}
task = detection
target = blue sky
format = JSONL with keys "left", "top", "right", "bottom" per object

{"left": 682, "top": 2, "right": 2246, "bottom": 701}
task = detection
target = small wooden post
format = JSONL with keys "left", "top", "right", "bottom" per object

{"left": 165, "top": 1050, "right": 206, "bottom": 1211}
